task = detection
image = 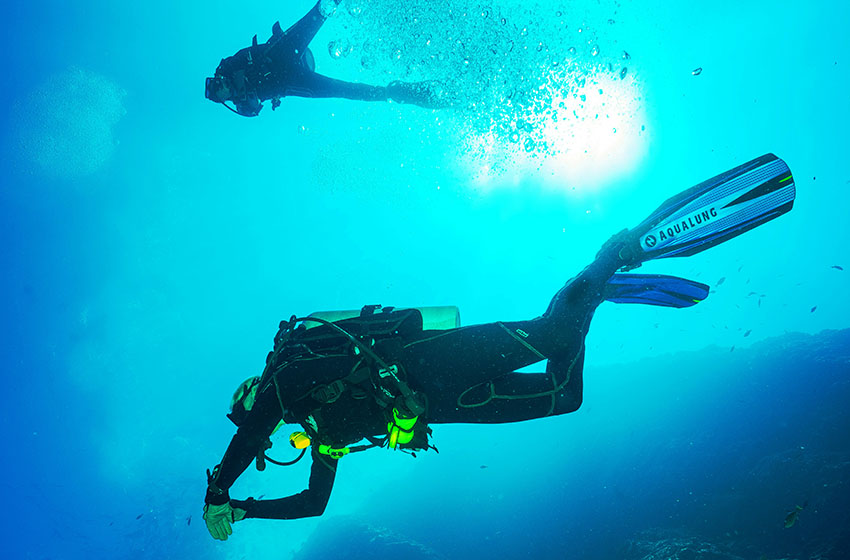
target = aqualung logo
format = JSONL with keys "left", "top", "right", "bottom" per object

{"left": 645, "top": 207, "right": 719, "bottom": 248}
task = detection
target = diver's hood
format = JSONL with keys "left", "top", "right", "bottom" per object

{"left": 205, "top": 61, "right": 263, "bottom": 117}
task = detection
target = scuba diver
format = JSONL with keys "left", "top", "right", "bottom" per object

{"left": 204, "top": 0, "right": 448, "bottom": 116}
{"left": 203, "top": 154, "right": 796, "bottom": 540}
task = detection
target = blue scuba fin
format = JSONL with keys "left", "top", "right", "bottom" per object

{"left": 630, "top": 153, "right": 795, "bottom": 263}
{"left": 604, "top": 274, "right": 709, "bottom": 308}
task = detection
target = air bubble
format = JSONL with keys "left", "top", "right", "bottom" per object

{"left": 328, "top": 40, "right": 351, "bottom": 59}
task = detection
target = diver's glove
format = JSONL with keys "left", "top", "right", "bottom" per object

{"left": 203, "top": 502, "right": 247, "bottom": 541}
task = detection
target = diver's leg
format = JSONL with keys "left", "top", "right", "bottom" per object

{"left": 402, "top": 313, "right": 587, "bottom": 422}
{"left": 386, "top": 80, "right": 448, "bottom": 108}
{"left": 542, "top": 229, "right": 635, "bottom": 325}
{"left": 285, "top": 71, "right": 390, "bottom": 101}
{"left": 404, "top": 231, "right": 635, "bottom": 424}
{"left": 481, "top": 229, "right": 634, "bottom": 358}
{"left": 285, "top": 71, "right": 445, "bottom": 108}
{"left": 425, "top": 346, "right": 587, "bottom": 424}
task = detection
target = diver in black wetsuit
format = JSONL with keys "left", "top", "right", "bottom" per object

{"left": 202, "top": 231, "right": 641, "bottom": 540}
{"left": 201, "top": 153, "right": 796, "bottom": 541}
{"left": 204, "top": 0, "right": 448, "bottom": 116}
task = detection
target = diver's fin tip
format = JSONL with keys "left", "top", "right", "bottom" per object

{"left": 632, "top": 153, "right": 796, "bottom": 263}
{"left": 605, "top": 274, "right": 710, "bottom": 309}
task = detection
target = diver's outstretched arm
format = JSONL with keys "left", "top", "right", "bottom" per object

{"left": 285, "top": 0, "right": 342, "bottom": 52}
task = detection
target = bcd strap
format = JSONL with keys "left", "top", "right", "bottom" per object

{"left": 308, "top": 364, "right": 372, "bottom": 406}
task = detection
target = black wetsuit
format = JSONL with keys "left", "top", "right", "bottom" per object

{"left": 209, "top": 0, "right": 439, "bottom": 116}
{"left": 206, "top": 242, "right": 626, "bottom": 520}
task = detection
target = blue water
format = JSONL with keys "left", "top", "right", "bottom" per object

{"left": 1, "top": 1, "right": 848, "bottom": 558}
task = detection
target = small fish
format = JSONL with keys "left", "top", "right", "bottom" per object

{"left": 744, "top": 330, "right": 752, "bottom": 337}
{"left": 748, "top": 291, "right": 758, "bottom": 296}
{"left": 187, "top": 516, "right": 192, "bottom": 526}
{"left": 730, "top": 346, "right": 735, "bottom": 352}
{"left": 811, "top": 306, "right": 817, "bottom": 313}
{"left": 758, "top": 299, "right": 762, "bottom": 307}
{"left": 136, "top": 514, "right": 143, "bottom": 520}
{"left": 480, "top": 465, "right": 488, "bottom": 469}
{"left": 784, "top": 503, "right": 806, "bottom": 528}
{"left": 716, "top": 277, "right": 726, "bottom": 287}
{"left": 692, "top": 67, "right": 703, "bottom": 76}
{"left": 257, "top": 494, "right": 266, "bottom": 500}
{"left": 738, "top": 266, "right": 743, "bottom": 272}
{"left": 831, "top": 265, "right": 844, "bottom": 271}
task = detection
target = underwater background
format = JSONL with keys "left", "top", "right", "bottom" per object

{"left": 1, "top": 0, "right": 848, "bottom": 558}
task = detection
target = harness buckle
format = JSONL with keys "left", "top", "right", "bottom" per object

{"left": 311, "top": 380, "right": 346, "bottom": 404}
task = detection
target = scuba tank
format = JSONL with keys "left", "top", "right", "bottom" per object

{"left": 306, "top": 305, "right": 460, "bottom": 332}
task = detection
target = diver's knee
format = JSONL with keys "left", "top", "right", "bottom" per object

{"left": 555, "top": 392, "right": 582, "bottom": 414}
